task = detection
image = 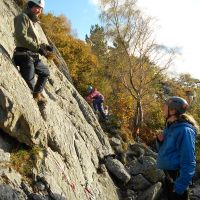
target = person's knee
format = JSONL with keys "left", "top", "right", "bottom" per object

{"left": 36, "top": 61, "right": 50, "bottom": 77}
{"left": 45, "top": 69, "right": 50, "bottom": 77}
{"left": 41, "top": 66, "right": 50, "bottom": 78}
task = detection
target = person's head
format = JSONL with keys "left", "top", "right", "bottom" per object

{"left": 163, "top": 96, "right": 189, "bottom": 120}
{"left": 27, "top": 0, "right": 45, "bottom": 16}
{"left": 87, "top": 85, "right": 93, "bottom": 93}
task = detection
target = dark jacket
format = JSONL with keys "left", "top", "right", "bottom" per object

{"left": 14, "top": 8, "right": 41, "bottom": 52}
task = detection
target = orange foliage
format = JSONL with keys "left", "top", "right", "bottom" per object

{"left": 40, "top": 13, "right": 99, "bottom": 92}
{"left": 112, "top": 91, "right": 134, "bottom": 129}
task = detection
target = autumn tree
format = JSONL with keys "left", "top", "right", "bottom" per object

{"left": 40, "top": 13, "right": 99, "bottom": 93}
{"left": 99, "top": 0, "right": 176, "bottom": 139}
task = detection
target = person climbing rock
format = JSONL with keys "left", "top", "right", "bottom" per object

{"left": 85, "top": 85, "right": 107, "bottom": 120}
{"left": 156, "top": 96, "right": 199, "bottom": 200}
{"left": 13, "top": 0, "right": 53, "bottom": 103}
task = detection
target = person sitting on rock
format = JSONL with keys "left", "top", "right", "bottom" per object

{"left": 13, "top": 0, "right": 53, "bottom": 103}
{"left": 85, "top": 85, "right": 107, "bottom": 120}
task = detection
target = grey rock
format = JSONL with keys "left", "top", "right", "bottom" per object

{"left": 109, "top": 137, "right": 121, "bottom": 147}
{"left": 129, "top": 147, "right": 145, "bottom": 158}
{"left": 29, "top": 194, "right": 50, "bottom": 200}
{"left": 127, "top": 197, "right": 137, "bottom": 200}
{"left": 126, "top": 152, "right": 137, "bottom": 162}
{"left": 128, "top": 174, "right": 151, "bottom": 191}
{"left": 129, "top": 143, "right": 146, "bottom": 157}
{"left": 0, "top": 185, "right": 19, "bottom": 200}
{"left": 190, "top": 182, "right": 200, "bottom": 200}
{"left": 126, "top": 189, "right": 137, "bottom": 199}
{"left": 193, "top": 163, "right": 200, "bottom": 181}
{"left": 116, "top": 152, "right": 127, "bottom": 164}
{"left": 34, "top": 181, "right": 46, "bottom": 191}
{"left": 126, "top": 159, "right": 143, "bottom": 175}
{"left": 126, "top": 189, "right": 136, "bottom": 197}
{"left": 0, "top": 149, "right": 10, "bottom": 163}
{"left": 0, "top": 168, "right": 22, "bottom": 187}
{"left": 140, "top": 156, "right": 156, "bottom": 170}
{"left": 105, "top": 157, "right": 131, "bottom": 183}
{"left": 142, "top": 168, "right": 165, "bottom": 183}
{"left": 137, "top": 182, "right": 162, "bottom": 200}
{"left": 50, "top": 193, "right": 67, "bottom": 200}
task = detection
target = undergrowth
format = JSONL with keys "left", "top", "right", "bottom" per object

{"left": 10, "top": 144, "right": 43, "bottom": 182}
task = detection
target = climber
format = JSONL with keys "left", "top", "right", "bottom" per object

{"left": 13, "top": 0, "right": 53, "bottom": 103}
{"left": 156, "top": 96, "right": 199, "bottom": 200}
{"left": 85, "top": 85, "right": 107, "bottom": 120}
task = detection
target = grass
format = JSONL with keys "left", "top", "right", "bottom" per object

{"left": 10, "top": 144, "right": 44, "bottom": 181}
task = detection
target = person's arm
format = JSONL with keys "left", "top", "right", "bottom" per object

{"left": 174, "top": 127, "right": 196, "bottom": 195}
{"left": 14, "top": 14, "right": 39, "bottom": 52}
{"left": 85, "top": 93, "right": 93, "bottom": 102}
{"left": 156, "top": 130, "right": 165, "bottom": 151}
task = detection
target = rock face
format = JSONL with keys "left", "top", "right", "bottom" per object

{"left": 0, "top": 0, "right": 118, "bottom": 199}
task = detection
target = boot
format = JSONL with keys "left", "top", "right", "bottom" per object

{"left": 33, "top": 92, "right": 47, "bottom": 103}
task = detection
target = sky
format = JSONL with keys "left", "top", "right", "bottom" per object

{"left": 44, "top": 0, "right": 200, "bottom": 80}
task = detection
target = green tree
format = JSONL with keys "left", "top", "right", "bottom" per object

{"left": 86, "top": 24, "right": 108, "bottom": 67}
{"left": 85, "top": 24, "right": 114, "bottom": 99}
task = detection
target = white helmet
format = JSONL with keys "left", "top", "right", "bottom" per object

{"left": 28, "top": 0, "right": 45, "bottom": 8}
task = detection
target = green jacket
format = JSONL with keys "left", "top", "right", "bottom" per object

{"left": 14, "top": 8, "right": 41, "bottom": 52}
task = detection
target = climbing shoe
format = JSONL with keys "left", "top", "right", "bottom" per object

{"left": 33, "top": 92, "right": 47, "bottom": 104}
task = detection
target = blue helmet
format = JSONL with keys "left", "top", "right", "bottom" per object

{"left": 87, "top": 85, "right": 93, "bottom": 93}
{"left": 166, "top": 96, "right": 189, "bottom": 115}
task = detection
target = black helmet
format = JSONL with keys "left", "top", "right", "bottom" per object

{"left": 165, "top": 96, "right": 189, "bottom": 115}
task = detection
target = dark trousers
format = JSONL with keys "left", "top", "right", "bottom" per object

{"left": 164, "top": 170, "right": 189, "bottom": 200}
{"left": 13, "top": 54, "right": 49, "bottom": 93}
{"left": 93, "top": 98, "right": 106, "bottom": 119}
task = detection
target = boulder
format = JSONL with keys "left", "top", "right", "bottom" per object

{"left": 128, "top": 174, "right": 151, "bottom": 191}
{"left": 105, "top": 157, "right": 131, "bottom": 183}
{"left": 137, "top": 182, "right": 162, "bottom": 200}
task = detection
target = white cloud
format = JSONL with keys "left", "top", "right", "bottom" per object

{"left": 89, "top": 0, "right": 100, "bottom": 6}
{"left": 137, "top": 0, "right": 200, "bottom": 79}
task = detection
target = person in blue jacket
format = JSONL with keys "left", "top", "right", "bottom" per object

{"left": 156, "top": 96, "right": 199, "bottom": 200}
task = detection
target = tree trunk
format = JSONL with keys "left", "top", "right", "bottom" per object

{"left": 133, "top": 100, "right": 143, "bottom": 141}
